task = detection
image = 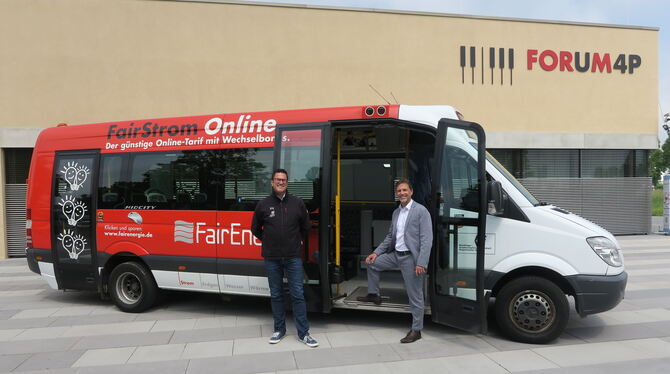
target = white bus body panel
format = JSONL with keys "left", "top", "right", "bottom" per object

{"left": 398, "top": 105, "right": 622, "bottom": 280}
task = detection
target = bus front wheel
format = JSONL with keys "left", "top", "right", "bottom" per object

{"left": 109, "top": 261, "right": 158, "bottom": 313}
{"left": 494, "top": 276, "right": 569, "bottom": 344}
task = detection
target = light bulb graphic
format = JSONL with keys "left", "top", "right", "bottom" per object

{"left": 58, "top": 195, "right": 87, "bottom": 226}
{"left": 71, "top": 234, "right": 87, "bottom": 260}
{"left": 57, "top": 229, "right": 86, "bottom": 260}
{"left": 74, "top": 165, "right": 90, "bottom": 190}
{"left": 60, "top": 162, "right": 89, "bottom": 191}
{"left": 58, "top": 229, "right": 75, "bottom": 258}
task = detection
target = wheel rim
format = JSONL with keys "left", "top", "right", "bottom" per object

{"left": 508, "top": 289, "right": 555, "bottom": 333}
{"left": 115, "top": 272, "right": 142, "bottom": 305}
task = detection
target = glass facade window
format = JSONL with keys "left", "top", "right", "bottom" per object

{"left": 522, "top": 150, "right": 579, "bottom": 178}
{"left": 4, "top": 148, "right": 33, "bottom": 184}
{"left": 489, "top": 149, "right": 648, "bottom": 178}
{"left": 581, "top": 150, "right": 633, "bottom": 177}
{"left": 635, "top": 150, "right": 649, "bottom": 177}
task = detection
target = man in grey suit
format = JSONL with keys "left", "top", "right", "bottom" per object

{"left": 357, "top": 179, "right": 433, "bottom": 343}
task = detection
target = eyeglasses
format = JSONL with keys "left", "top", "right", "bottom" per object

{"left": 273, "top": 178, "right": 287, "bottom": 183}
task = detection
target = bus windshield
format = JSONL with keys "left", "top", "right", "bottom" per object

{"left": 486, "top": 152, "right": 540, "bottom": 206}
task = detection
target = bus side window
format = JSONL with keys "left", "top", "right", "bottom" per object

{"left": 443, "top": 147, "right": 479, "bottom": 214}
{"left": 100, "top": 150, "right": 218, "bottom": 211}
{"left": 219, "top": 148, "right": 273, "bottom": 211}
{"left": 98, "top": 154, "right": 127, "bottom": 209}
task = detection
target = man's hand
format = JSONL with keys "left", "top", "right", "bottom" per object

{"left": 365, "top": 253, "right": 378, "bottom": 264}
{"left": 415, "top": 266, "right": 426, "bottom": 276}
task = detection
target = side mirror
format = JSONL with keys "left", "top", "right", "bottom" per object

{"left": 487, "top": 180, "right": 505, "bottom": 216}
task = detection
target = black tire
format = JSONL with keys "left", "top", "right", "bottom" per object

{"left": 494, "top": 276, "right": 569, "bottom": 344}
{"left": 108, "top": 261, "right": 158, "bottom": 313}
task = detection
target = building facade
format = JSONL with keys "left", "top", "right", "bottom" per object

{"left": 0, "top": 0, "right": 658, "bottom": 257}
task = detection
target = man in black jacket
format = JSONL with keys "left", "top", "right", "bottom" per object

{"left": 251, "top": 168, "right": 318, "bottom": 348}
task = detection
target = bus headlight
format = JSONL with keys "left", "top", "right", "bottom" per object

{"left": 587, "top": 236, "right": 622, "bottom": 267}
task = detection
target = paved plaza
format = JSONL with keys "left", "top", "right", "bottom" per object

{"left": 1, "top": 234, "right": 670, "bottom": 373}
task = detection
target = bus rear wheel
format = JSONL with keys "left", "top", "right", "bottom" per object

{"left": 494, "top": 276, "right": 569, "bottom": 344}
{"left": 109, "top": 261, "right": 158, "bottom": 313}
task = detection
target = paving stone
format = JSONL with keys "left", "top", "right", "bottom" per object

{"left": 169, "top": 325, "right": 261, "bottom": 344}
{"left": 385, "top": 353, "right": 508, "bottom": 374}
{"left": 11, "top": 368, "right": 77, "bottom": 374}
{"left": 192, "top": 316, "right": 237, "bottom": 329}
{"left": 182, "top": 339, "right": 234, "bottom": 359}
{"left": 515, "top": 356, "right": 670, "bottom": 374}
{"left": 75, "top": 359, "right": 189, "bottom": 374}
{"left": 13, "top": 350, "right": 85, "bottom": 371}
{"left": 0, "top": 317, "right": 57, "bottom": 329}
{"left": 0, "top": 289, "right": 44, "bottom": 297}
{"left": 72, "top": 331, "right": 173, "bottom": 350}
{"left": 0, "top": 309, "right": 20, "bottom": 320}
{"left": 0, "top": 353, "right": 30, "bottom": 372}
{"left": 0, "top": 336, "right": 79, "bottom": 354}
{"left": 532, "top": 338, "right": 670, "bottom": 367}
{"left": 12, "top": 307, "right": 61, "bottom": 319}
{"left": 13, "top": 326, "right": 71, "bottom": 340}
{"left": 390, "top": 335, "right": 497, "bottom": 361}
{"left": 62, "top": 320, "right": 156, "bottom": 337}
{"left": 325, "top": 330, "right": 377, "bottom": 347}
{"left": 478, "top": 331, "right": 585, "bottom": 351}
{"left": 294, "top": 344, "right": 401, "bottom": 369}
{"left": 72, "top": 346, "right": 136, "bottom": 367}
{"left": 186, "top": 351, "right": 296, "bottom": 374}
{"left": 233, "top": 333, "right": 330, "bottom": 355}
{"left": 0, "top": 328, "right": 23, "bottom": 341}
{"left": 127, "top": 343, "right": 185, "bottom": 363}
{"left": 49, "top": 313, "right": 138, "bottom": 327}
{"left": 566, "top": 322, "right": 668, "bottom": 342}
{"left": 485, "top": 349, "right": 559, "bottom": 371}
{"left": 278, "top": 362, "right": 390, "bottom": 374}
{"left": 150, "top": 318, "right": 197, "bottom": 332}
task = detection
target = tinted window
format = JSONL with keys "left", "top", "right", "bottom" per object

{"left": 99, "top": 151, "right": 218, "bottom": 210}
{"left": 128, "top": 151, "right": 217, "bottom": 210}
{"left": 220, "top": 148, "right": 273, "bottom": 211}
{"left": 98, "top": 148, "right": 273, "bottom": 211}
{"left": 98, "top": 155, "right": 126, "bottom": 209}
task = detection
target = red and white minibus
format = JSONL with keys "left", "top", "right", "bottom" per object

{"left": 26, "top": 105, "right": 626, "bottom": 343}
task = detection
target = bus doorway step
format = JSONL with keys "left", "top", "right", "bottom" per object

{"left": 330, "top": 286, "right": 413, "bottom": 313}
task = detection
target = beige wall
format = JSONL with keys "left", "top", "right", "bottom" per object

{"left": 0, "top": 0, "right": 658, "bottom": 138}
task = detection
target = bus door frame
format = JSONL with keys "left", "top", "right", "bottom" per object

{"left": 273, "top": 123, "right": 332, "bottom": 312}
{"left": 429, "top": 119, "right": 488, "bottom": 334}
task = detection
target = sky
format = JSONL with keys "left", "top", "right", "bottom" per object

{"left": 237, "top": 0, "right": 670, "bottom": 144}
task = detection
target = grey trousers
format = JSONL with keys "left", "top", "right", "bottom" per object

{"left": 367, "top": 251, "right": 425, "bottom": 331}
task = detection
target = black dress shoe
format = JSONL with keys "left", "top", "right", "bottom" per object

{"left": 400, "top": 330, "right": 421, "bottom": 343}
{"left": 356, "top": 293, "right": 382, "bottom": 305}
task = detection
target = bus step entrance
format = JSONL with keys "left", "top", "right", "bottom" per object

{"left": 332, "top": 286, "right": 417, "bottom": 313}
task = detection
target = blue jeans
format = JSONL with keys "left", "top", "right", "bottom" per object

{"left": 264, "top": 258, "right": 310, "bottom": 339}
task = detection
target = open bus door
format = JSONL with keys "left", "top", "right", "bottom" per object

{"left": 273, "top": 124, "right": 332, "bottom": 312}
{"left": 429, "top": 119, "right": 487, "bottom": 333}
